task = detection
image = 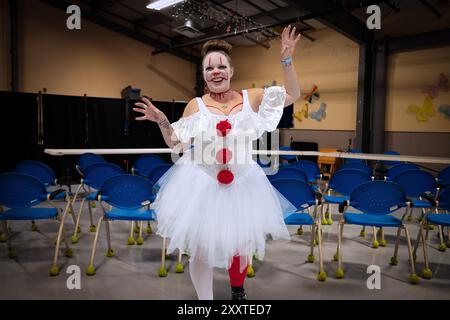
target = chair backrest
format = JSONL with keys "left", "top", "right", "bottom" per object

{"left": 349, "top": 181, "right": 407, "bottom": 215}
{"left": 271, "top": 178, "right": 316, "bottom": 210}
{"left": 15, "top": 160, "right": 56, "bottom": 187}
{"left": 279, "top": 146, "right": 297, "bottom": 161}
{"left": 83, "top": 162, "right": 125, "bottom": 190}
{"left": 100, "top": 174, "right": 154, "bottom": 210}
{"left": 438, "top": 166, "right": 450, "bottom": 187}
{"left": 287, "top": 160, "right": 320, "bottom": 182}
{"left": 268, "top": 167, "right": 307, "bottom": 182}
{"left": 345, "top": 149, "right": 365, "bottom": 164}
{"left": 338, "top": 163, "right": 372, "bottom": 176}
{"left": 0, "top": 173, "right": 47, "bottom": 209}
{"left": 393, "top": 169, "right": 437, "bottom": 197}
{"left": 77, "top": 153, "right": 106, "bottom": 174}
{"left": 386, "top": 163, "right": 419, "bottom": 180}
{"left": 148, "top": 164, "right": 172, "bottom": 185}
{"left": 328, "top": 169, "right": 372, "bottom": 196}
{"left": 382, "top": 150, "right": 402, "bottom": 166}
{"left": 133, "top": 154, "right": 167, "bottom": 177}
{"left": 438, "top": 187, "right": 450, "bottom": 211}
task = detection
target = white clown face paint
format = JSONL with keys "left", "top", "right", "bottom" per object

{"left": 202, "top": 52, "right": 233, "bottom": 94}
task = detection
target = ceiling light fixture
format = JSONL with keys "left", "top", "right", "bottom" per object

{"left": 146, "top": 0, "right": 184, "bottom": 10}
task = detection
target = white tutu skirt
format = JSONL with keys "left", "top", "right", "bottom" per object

{"left": 151, "top": 153, "right": 294, "bottom": 271}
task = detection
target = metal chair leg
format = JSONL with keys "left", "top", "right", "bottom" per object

{"left": 1, "top": 221, "right": 14, "bottom": 259}
{"left": 247, "top": 253, "right": 255, "bottom": 277}
{"left": 105, "top": 219, "right": 114, "bottom": 258}
{"left": 335, "top": 220, "right": 344, "bottom": 279}
{"left": 419, "top": 223, "right": 432, "bottom": 279}
{"left": 71, "top": 197, "right": 86, "bottom": 244}
{"left": 308, "top": 222, "right": 316, "bottom": 262}
{"left": 136, "top": 221, "right": 144, "bottom": 245}
{"left": 403, "top": 226, "right": 418, "bottom": 284}
{"left": 175, "top": 248, "right": 184, "bottom": 273}
{"left": 50, "top": 204, "right": 71, "bottom": 276}
{"left": 158, "top": 237, "right": 168, "bottom": 277}
{"left": 128, "top": 221, "right": 136, "bottom": 245}
{"left": 372, "top": 226, "right": 379, "bottom": 248}
{"left": 390, "top": 227, "right": 402, "bottom": 265}
{"left": 86, "top": 216, "right": 104, "bottom": 276}
{"left": 316, "top": 222, "right": 326, "bottom": 281}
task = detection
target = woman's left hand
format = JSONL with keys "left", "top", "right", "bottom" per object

{"left": 281, "top": 25, "right": 301, "bottom": 59}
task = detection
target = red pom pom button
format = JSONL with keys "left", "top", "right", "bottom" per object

{"left": 216, "top": 148, "right": 232, "bottom": 164}
{"left": 216, "top": 120, "right": 232, "bottom": 137}
{"left": 217, "top": 169, "right": 234, "bottom": 184}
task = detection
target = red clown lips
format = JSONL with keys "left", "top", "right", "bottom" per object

{"left": 217, "top": 169, "right": 234, "bottom": 185}
{"left": 216, "top": 120, "right": 232, "bottom": 137}
{"left": 216, "top": 148, "right": 232, "bottom": 164}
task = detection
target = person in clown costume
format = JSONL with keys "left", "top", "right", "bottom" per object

{"left": 133, "top": 25, "right": 301, "bottom": 300}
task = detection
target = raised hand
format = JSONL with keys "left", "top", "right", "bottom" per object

{"left": 133, "top": 97, "right": 166, "bottom": 123}
{"left": 281, "top": 25, "right": 301, "bottom": 59}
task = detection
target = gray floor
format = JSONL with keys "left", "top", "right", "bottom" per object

{"left": 1, "top": 197, "right": 449, "bottom": 300}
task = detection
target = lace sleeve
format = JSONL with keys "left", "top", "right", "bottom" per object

{"left": 253, "top": 86, "right": 286, "bottom": 133}
{"left": 171, "top": 112, "right": 202, "bottom": 143}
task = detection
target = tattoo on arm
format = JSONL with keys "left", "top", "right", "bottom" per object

{"left": 158, "top": 118, "right": 182, "bottom": 149}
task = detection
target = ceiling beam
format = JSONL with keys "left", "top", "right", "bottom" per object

{"left": 40, "top": 0, "right": 199, "bottom": 63}
{"left": 387, "top": 28, "right": 450, "bottom": 53}
{"left": 418, "top": 0, "right": 443, "bottom": 18}
{"left": 283, "top": 0, "right": 390, "bottom": 44}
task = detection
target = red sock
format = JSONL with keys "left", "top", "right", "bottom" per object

{"left": 228, "top": 256, "right": 248, "bottom": 287}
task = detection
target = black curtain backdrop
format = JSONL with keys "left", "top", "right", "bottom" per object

{"left": 1, "top": 91, "right": 287, "bottom": 181}
{"left": 0, "top": 91, "right": 40, "bottom": 172}
{"left": 0, "top": 91, "right": 186, "bottom": 180}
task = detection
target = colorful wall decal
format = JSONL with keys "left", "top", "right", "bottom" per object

{"left": 294, "top": 103, "right": 309, "bottom": 122}
{"left": 439, "top": 104, "right": 450, "bottom": 119}
{"left": 303, "top": 85, "right": 320, "bottom": 104}
{"left": 309, "top": 102, "right": 327, "bottom": 121}
{"left": 407, "top": 96, "right": 436, "bottom": 122}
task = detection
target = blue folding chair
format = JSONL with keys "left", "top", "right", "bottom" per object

{"left": 15, "top": 160, "right": 77, "bottom": 230}
{"left": 70, "top": 162, "right": 124, "bottom": 244}
{"left": 381, "top": 150, "right": 402, "bottom": 166}
{"left": 287, "top": 160, "right": 322, "bottom": 186}
{"left": 413, "top": 188, "right": 450, "bottom": 279}
{"left": 129, "top": 156, "right": 167, "bottom": 236}
{"left": 322, "top": 169, "right": 372, "bottom": 227}
{"left": 385, "top": 163, "right": 419, "bottom": 181}
{"left": 437, "top": 166, "right": 450, "bottom": 189}
{"left": 337, "top": 162, "right": 373, "bottom": 176}
{"left": 271, "top": 178, "right": 327, "bottom": 281}
{"left": 336, "top": 181, "right": 419, "bottom": 283}
{"left": 132, "top": 155, "right": 167, "bottom": 177}
{"left": 126, "top": 163, "right": 171, "bottom": 247}
{"left": 393, "top": 169, "right": 437, "bottom": 222}
{"left": 279, "top": 146, "right": 298, "bottom": 166}
{"left": 86, "top": 174, "right": 174, "bottom": 277}
{"left": 75, "top": 153, "right": 106, "bottom": 176}
{"left": 267, "top": 167, "right": 307, "bottom": 182}
{"left": 148, "top": 164, "right": 172, "bottom": 186}
{"left": 0, "top": 173, "right": 72, "bottom": 276}
{"left": 268, "top": 166, "right": 312, "bottom": 236}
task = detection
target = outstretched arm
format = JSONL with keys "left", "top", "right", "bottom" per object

{"left": 280, "top": 25, "right": 301, "bottom": 106}
{"left": 133, "top": 97, "right": 197, "bottom": 150}
{"left": 247, "top": 25, "right": 301, "bottom": 110}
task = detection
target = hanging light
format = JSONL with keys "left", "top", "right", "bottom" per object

{"left": 146, "top": 0, "right": 184, "bottom": 10}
